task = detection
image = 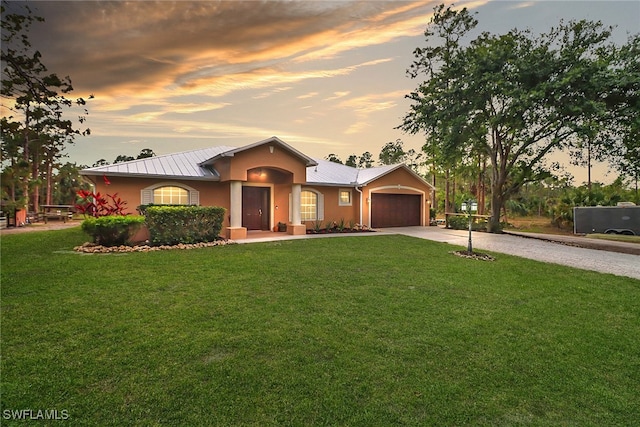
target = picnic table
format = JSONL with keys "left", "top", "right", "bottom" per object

{"left": 41, "top": 205, "right": 74, "bottom": 223}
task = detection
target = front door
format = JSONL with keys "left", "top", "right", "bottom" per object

{"left": 242, "top": 186, "right": 270, "bottom": 230}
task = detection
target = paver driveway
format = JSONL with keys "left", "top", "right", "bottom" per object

{"left": 385, "top": 226, "right": 640, "bottom": 280}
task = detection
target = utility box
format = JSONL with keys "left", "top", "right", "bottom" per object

{"left": 573, "top": 205, "right": 640, "bottom": 235}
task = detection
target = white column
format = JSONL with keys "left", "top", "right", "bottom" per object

{"left": 291, "top": 183, "right": 302, "bottom": 225}
{"left": 230, "top": 180, "right": 242, "bottom": 228}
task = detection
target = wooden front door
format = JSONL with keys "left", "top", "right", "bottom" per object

{"left": 242, "top": 186, "right": 270, "bottom": 230}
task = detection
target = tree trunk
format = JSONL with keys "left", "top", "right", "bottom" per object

{"left": 31, "top": 147, "right": 40, "bottom": 214}
{"left": 477, "top": 155, "right": 486, "bottom": 215}
{"left": 489, "top": 191, "right": 503, "bottom": 233}
{"left": 22, "top": 111, "right": 31, "bottom": 212}
{"left": 432, "top": 159, "right": 437, "bottom": 215}
{"left": 444, "top": 168, "right": 450, "bottom": 227}
{"left": 452, "top": 174, "right": 456, "bottom": 211}
{"left": 46, "top": 158, "right": 53, "bottom": 205}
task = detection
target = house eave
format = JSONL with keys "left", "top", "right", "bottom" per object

{"left": 79, "top": 170, "right": 221, "bottom": 182}
{"left": 304, "top": 182, "right": 360, "bottom": 188}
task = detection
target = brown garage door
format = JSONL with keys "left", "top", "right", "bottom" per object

{"left": 371, "top": 193, "right": 421, "bottom": 228}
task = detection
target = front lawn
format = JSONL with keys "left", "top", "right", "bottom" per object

{"left": 1, "top": 228, "right": 639, "bottom": 425}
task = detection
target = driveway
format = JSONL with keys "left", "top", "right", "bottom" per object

{"left": 4, "top": 221, "right": 639, "bottom": 280}
{"left": 383, "top": 226, "right": 640, "bottom": 280}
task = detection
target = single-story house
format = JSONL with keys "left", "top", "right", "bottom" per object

{"left": 80, "top": 136, "right": 434, "bottom": 240}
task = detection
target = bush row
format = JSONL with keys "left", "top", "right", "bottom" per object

{"left": 145, "top": 206, "right": 226, "bottom": 246}
{"left": 81, "top": 205, "right": 226, "bottom": 247}
{"left": 81, "top": 215, "right": 146, "bottom": 246}
{"left": 447, "top": 215, "right": 488, "bottom": 231}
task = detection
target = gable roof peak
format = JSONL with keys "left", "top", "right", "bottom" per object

{"left": 200, "top": 136, "right": 317, "bottom": 167}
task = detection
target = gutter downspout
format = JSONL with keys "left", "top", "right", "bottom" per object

{"left": 355, "top": 186, "right": 363, "bottom": 226}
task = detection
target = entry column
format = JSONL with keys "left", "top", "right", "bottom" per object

{"left": 228, "top": 180, "right": 247, "bottom": 239}
{"left": 288, "top": 183, "right": 306, "bottom": 235}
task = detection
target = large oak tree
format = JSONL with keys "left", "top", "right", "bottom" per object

{"left": 401, "top": 4, "right": 631, "bottom": 232}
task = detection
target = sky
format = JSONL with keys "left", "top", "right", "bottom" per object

{"left": 3, "top": 0, "right": 640, "bottom": 184}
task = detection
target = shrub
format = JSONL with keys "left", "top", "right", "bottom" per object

{"left": 145, "top": 206, "right": 226, "bottom": 245}
{"left": 136, "top": 204, "right": 187, "bottom": 215}
{"left": 81, "top": 215, "right": 146, "bottom": 246}
{"left": 76, "top": 190, "right": 127, "bottom": 217}
{"left": 448, "top": 215, "right": 487, "bottom": 231}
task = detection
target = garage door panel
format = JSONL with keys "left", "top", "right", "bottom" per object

{"left": 371, "top": 194, "right": 421, "bottom": 227}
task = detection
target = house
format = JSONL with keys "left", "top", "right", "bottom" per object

{"left": 80, "top": 136, "right": 434, "bottom": 240}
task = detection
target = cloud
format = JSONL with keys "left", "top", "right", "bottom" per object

{"left": 507, "top": 2, "right": 536, "bottom": 11}
{"left": 337, "top": 90, "right": 407, "bottom": 135}
{"left": 297, "top": 92, "right": 319, "bottom": 100}
{"left": 27, "top": 1, "right": 444, "bottom": 98}
{"left": 323, "top": 91, "right": 351, "bottom": 102}
{"left": 252, "top": 87, "right": 294, "bottom": 100}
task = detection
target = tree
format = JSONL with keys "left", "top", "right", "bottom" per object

{"left": 51, "top": 162, "right": 90, "bottom": 205}
{"left": 358, "top": 151, "right": 374, "bottom": 168}
{"left": 401, "top": 4, "right": 622, "bottom": 232}
{"left": 605, "top": 34, "right": 640, "bottom": 202}
{"left": 1, "top": 1, "right": 91, "bottom": 214}
{"left": 378, "top": 139, "right": 406, "bottom": 165}
{"left": 400, "top": 4, "right": 478, "bottom": 220}
{"left": 345, "top": 154, "right": 358, "bottom": 168}
{"left": 325, "top": 153, "right": 343, "bottom": 164}
{"left": 344, "top": 152, "right": 374, "bottom": 168}
{"left": 136, "top": 148, "right": 156, "bottom": 159}
{"left": 114, "top": 155, "right": 135, "bottom": 163}
{"left": 378, "top": 139, "right": 423, "bottom": 173}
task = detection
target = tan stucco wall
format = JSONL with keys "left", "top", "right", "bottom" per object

{"left": 362, "top": 167, "right": 433, "bottom": 227}
{"left": 90, "top": 176, "right": 232, "bottom": 227}
{"left": 301, "top": 185, "right": 361, "bottom": 228}
{"left": 86, "top": 149, "right": 433, "bottom": 237}
{"left": 216, "top": 144, "right": 308, "bottom": 184}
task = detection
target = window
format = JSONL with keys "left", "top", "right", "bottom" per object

{"left": 141, "top": 183, "right": 199, "bottom": 206}
{"left": 289, "top": 188, "right": 324, "bottom": 222}
{"left": 301, "top": 190, "right": 318, "bottom": 221}
{"left": 153, "top": 186, "right": 189, "bottom": 205}
{"left": 339, "top": 189, "right": 352, "bottom": 206}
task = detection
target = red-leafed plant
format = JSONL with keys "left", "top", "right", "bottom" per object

{"left": 76, "top": 189, "right": 128, "bottom": 217}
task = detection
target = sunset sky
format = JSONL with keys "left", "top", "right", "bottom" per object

{"left": 5, "top": 1, "right": 640, "bottom": 184}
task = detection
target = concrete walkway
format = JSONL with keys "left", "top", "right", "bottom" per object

{"left": 381, "top": 226, "right": 640, "bottom": 280}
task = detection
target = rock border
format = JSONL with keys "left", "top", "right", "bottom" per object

{"left": 74, "top": 240, "right": 236, "bottom": 253}
{"left": 450, "top": 250, "right": 496, "bottom": 261}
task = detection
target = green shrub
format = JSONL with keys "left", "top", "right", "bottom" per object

{"left": 81, "top": 215, "right": 146, "bottom": 246}
{"left": 448, "top": 215, "right": 487, "bottom": 231}
{"left": 136, "top": 204, "right": 187, "bottom": 215}
{"left": 145, "top": 206, "right": 225, "bottom": 245}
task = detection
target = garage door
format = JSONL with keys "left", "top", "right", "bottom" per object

{"left": 371, "top": 193, "right": 421, "bottom": 228}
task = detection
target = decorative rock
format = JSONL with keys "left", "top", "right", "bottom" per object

{"left": 74, "top": 239, "right": 235, "bottom": 254}
{"left": 450, "top": 250, "right": 495, "bottom": 261}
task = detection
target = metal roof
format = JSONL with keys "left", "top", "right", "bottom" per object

{"left": 81, "top": 146, "right": 235, "bottom": 180}
{"left": 305, "top": 159, "right": 359, "bottom": 186}
{"left": 80, "top": 138, "right": 432, "bottom": 189}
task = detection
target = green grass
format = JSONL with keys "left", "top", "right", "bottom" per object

{"left": 586, "top": 233, "right": 640, "bottom": 244}
{"left": 2, "top": 227, "right": 639, "bottom": 426}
